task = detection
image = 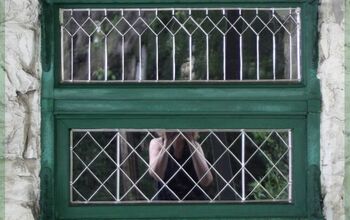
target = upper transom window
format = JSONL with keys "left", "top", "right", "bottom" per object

{"left": 60, "top": 8, "right": 301, "bottom": 82}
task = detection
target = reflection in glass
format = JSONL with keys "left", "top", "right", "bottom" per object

{"left": 71, "top": 129, "right": 291, "bottom": 203}
{"left": 61, "top": 8, "right": 300, "bottom": 82}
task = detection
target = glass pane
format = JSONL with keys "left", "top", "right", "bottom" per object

{"left": 71, "top": 129, "right": 291, "bottom": 203}
{"left": 61, "top": 8, "right": 301, "bottom": 82}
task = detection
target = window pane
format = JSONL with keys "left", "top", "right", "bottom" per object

{"left": 60, "top": 8, "right": 301, "bottom": 82}
{"left": 70, "top": 129, "right": 292, "bottom": 203}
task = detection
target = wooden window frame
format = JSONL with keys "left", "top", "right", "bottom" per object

{"left": 40, "top": 0, "right": 322, "bottom": 219}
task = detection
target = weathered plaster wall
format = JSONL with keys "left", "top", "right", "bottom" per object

{"left": 318, "top": 0, "right": 346, "bottom": 219}
{"left": 4, "top": 0, "right": 41, "bottom": 219}
{"left": 345, "top": 1, "right": 350, "bottom": 219}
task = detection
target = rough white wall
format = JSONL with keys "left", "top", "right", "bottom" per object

{"left": 2, "top": 0, "right": 347, "bottom": 219}
{"left": 4, "top": 0, "right": 41, "bottom": 219}
{"left": 318, "top": 0, "right": 346, "bottom": 219}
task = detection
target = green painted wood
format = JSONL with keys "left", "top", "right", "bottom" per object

{"left": 303, "top": 1, "right": 322, "bottom": 217}
{"left": 56, "top": 218, "right": 310, "bottom": 220}
{"left": 306, "top": 113, "right": 322, "bottom": 219}
{"left": 56, "top": 116, "right": 306, "bottom": 128}
{"left": 302, "top": 0, "right": 321, "bottom": 101}
{"left": 54, "top": 100, "right": 308, "bottom": 115}
{"left": 44, "top": 0, "right": 309, "bottom": 5}
{"left": 53, "top": 87, "right": 307, "bottom": 101}
{"left": 307, "top": 113, "right": 320, "bottom": 167}
{"left": 40, "top": 1, "right": 56, "bottom": 220}
{"left": 307, "top": 165, "right": 322, "bottom": 220}
{"left": 40, "top": 107, "right": 55, "bottom": 220}
{"left": 55, "top": 117, "right": 307, "bottom": 219}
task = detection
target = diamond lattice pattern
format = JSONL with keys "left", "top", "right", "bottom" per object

{"left": 71, "top": 129, "right": 291, "bottom": 203}
{"left": 61, "top": 8, "right": 300, "bottom": 82}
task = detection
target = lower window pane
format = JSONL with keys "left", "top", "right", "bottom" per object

{"left": 70, "top": 129, "right": 292, "bottom": 203}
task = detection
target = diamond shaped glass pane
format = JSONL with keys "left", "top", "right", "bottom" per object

{"left": 267, "top": 16, "right": 283, "bottom": 34}
{"left": 200, "top": 17, "right": 216, "bottom": 34}
{"left": 166, "top": 17, "right": 181, "bottom": 34}
{"left": 216, "top": 17, "right": 232, "bottom": 34}
{"left": 73, "top": 133, "right": 101, "bottom": 164}
{"left": 250, "top": 17, "right": 266, "bottom": 34}
{"left": 233, "top": 16, "right": 249, "bottom": 34}
{"left": 260, "top": 131, "right": 289, "bottom": 163}
{"left": 73, "top": 170, "right": 100, "bottom": 200}
{"left": 64, "top": 18, "right": 80, "bottom": 36}
{"left": 82, "top": 18, "right": 97, "bottom": 35}
{"left": 115, "top": 18, "right": 131, "bottom": 34}
{"left": 133, "top": 18, "right": 148, "bottom": 35}
{"left": 99, "top": 18, "right": 114, "bottom": 35}
{"left": 89, "top": 152, "right": 117, "bottom": 182}
{"left": 183, "top": 17, "right": 199, "bottom": 34}
{"left": 149, "top": 17, "right": 166, "bottom": 34}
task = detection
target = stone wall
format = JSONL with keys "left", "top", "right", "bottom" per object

{"left": 2, "top": 0, "right": 347, "bottom": 219}
{"left": 4, "top": 0, "right": 41, "bottom": 219}
{"left": 318, "top": 0, "right": 346, "bottom": 219}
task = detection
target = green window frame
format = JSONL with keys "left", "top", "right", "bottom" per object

{"left": 40, "top": 0, "right": 322, "bottom": 219}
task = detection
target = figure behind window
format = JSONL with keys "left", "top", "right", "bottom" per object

{"left": 148, "top": 131, "right": 213, "bottom": 200}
